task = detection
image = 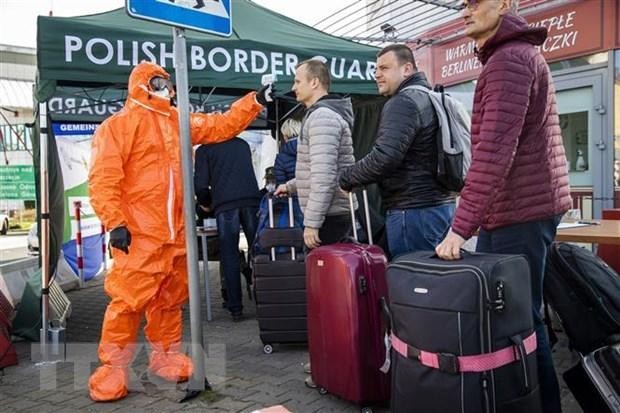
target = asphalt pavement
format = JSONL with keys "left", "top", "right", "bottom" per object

{"left": 0, "top": 232, "right": 30, "bottom": 264}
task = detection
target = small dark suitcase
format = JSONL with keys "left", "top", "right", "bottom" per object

{"left": 563, "top": 344, "right": 620, "bottom": 413}
{"left": 254, "top": 195, "right": 307, "bottom": 353}
{"left": 386, "top": 251, "right": 541, "bottom": 413}
{"left": 306, "top": 191, "right": 390, "bottom": 407}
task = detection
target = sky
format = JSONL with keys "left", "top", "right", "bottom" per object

{"left": 0, "top": 0, "right": 352, "bottom": 49}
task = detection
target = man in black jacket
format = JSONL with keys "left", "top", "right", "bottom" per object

{"left": 338, "top": 44, "right": 455, "bottom": 258}
{"left": 194, "top": 137, "right": 261, "bottom": 321}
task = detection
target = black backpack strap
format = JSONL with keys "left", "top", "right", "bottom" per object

{"left": 543, "top": 301, "right": 559, "bottom": 350}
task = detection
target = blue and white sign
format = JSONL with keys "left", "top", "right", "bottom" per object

{"left": 126, "top": 0, "right": 232, "bottom": 37}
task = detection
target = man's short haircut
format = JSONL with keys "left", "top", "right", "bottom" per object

{"left": 377, "top": 44, "right": 417, "bottom": 70}
{"left": 296, "top": 59, "right": 331, "bottom": 91}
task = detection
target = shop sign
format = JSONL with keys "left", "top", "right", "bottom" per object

{"left": 0, "top": 165, "right": 35, "bottom": 200}
{"left": 432, "top": 1, "right": 604, "bottom": 86}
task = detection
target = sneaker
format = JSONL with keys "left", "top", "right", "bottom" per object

{"left": 304, "top": 376, "right": 317, "bottom": 389}
{"left": 303, "top": 362, "right": 311, "bottom": 374}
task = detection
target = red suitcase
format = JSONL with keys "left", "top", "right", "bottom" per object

{"left": 306, "top": 191, "right": 390, "bottom": 407}
{"left": 0, "top": 289, "right": 17, "bottom": 369}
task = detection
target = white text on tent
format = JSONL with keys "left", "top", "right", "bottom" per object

{"left": 64, "top": 35, "right": 377, "bottom": 81}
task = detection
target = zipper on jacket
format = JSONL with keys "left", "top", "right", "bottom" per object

{"left": 167, "top": 167, "right": 175, "bottom": 241}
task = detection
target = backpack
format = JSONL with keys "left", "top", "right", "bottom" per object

{"left": 403, "top": 84, "right": 472, "bottom": 192}
{"left": 544, "top": 242, "right": 620, "bottom": 353}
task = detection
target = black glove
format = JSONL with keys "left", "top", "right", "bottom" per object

{"left": 256, "top": 83, "right": 276, "bottom": 106}
{"left": 109, "top": 226, "right": 131, "bottom": 254}
{"left": 338, "top": 171, "right": 353, "bottom": 192}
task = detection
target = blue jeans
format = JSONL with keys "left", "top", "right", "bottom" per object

{"left": 216, "top": 206, "right": 258, "bottom": 314}
{"left": 385, "top": 203, "right": 455, "bottom": 258}
{"left": 477, "top": 215, "right": 563, "bottom": 413}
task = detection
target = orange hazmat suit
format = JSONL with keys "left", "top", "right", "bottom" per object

{"left": 87, "top": 61, "right": 263, "bottom": 401}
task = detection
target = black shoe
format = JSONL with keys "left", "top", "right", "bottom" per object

{"left": 231, "top": 310, "right": 245, "bottom": 322}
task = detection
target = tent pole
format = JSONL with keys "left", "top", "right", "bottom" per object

{"left": 275, "top": 97, "right": 280, "bottom": 152}
{"left": 39, "top": 101, "right": 50, "bottom": 360}
{"left": 173, "top": 26, "right": 207, "bottom": 398}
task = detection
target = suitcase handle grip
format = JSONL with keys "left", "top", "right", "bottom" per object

{"left": 267, "top": 193, "right": 297, "bottom": 260}
{"left": 431, "top": 249, "right": 473, "bottom": 260}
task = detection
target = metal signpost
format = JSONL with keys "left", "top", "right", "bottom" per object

{"left": 126, "top": 0, "right": 232, "bottom": 400}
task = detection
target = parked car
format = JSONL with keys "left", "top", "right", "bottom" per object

{"left": 0, "top": 213, "right": 8, "bottom": 235}
{"left": 27, "top": 222, "right": 39, "bottom": 253}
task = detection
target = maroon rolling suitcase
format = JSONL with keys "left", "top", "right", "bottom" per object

{"left": 306, "top": 191, "right": 390, "bottom": 408}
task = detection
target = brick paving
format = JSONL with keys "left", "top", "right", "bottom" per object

{"left": 1, "top": 262, "right": 583, "bottom": 412}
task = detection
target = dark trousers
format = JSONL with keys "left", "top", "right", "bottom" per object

{"left": 477, "top": 214, "right": 563, "bottom": 413}
{"left": 318, "top": 214, "right": 352, "bottom": 245}
{"left": 216, "top": 206, "right": 258, "bottom": 314}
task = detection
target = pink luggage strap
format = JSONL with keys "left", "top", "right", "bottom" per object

{"left": 390, "top": 331, "right": 537, "bottom": 374}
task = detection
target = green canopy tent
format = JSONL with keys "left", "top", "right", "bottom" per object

{"left": 35, "top": 1, "right": 382, "bottom": 100}
{"left": 17, "top": 0, "right": 387, "bottom": 340}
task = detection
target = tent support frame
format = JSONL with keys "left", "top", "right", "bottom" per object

{"left": 39, "top": 101, "right": 51, "bottom": 360}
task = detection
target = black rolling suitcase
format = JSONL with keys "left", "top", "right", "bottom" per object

{"left": 563, "top": 344, "right": 620, "bottom": 413}
{"left": 385, "top": 251, "right": 541, "bottom": 413}
{"left": 253, "top": 195, "right": 307, "bottom": 354}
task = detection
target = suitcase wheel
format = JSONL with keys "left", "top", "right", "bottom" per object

{"left": 318, "top": 387, "right": 328, "bottom": 395}
{"left": 360, "top": 408, "right": 373, "bottom": 413}
{"left": 263, "top": 344, "right": 274, "bottom": 354}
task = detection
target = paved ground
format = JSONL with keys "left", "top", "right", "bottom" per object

{"left": 0, "top": 233, "right": 29, "bottom": 264}
{"left": 1, "top": 261, "right": 584, "bottom": 412}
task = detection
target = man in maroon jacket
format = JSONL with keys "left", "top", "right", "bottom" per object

{"left": 436, "top": 1, "right": 571, "bottom": 412}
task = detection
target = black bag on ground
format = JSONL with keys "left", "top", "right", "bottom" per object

{"left": 563, "top": 344, "right": 620, "bottom": 413}
{"left": 386, "top": 251, "right": 541, "bottom": 413}
{"left": 544, "top": 242, "right": 620, "bottom": 354}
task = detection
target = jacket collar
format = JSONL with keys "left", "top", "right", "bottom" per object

{"left": 396, "top": 72, "right": 431, "bottom": 94}
{"left": 475, "top": 12, "right": 547, "bottom": 65}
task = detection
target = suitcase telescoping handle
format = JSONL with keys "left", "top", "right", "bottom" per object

{"left": 267, "top": 193, "right": 296, "bottom": 261}
{"left": 348, "top": 189, "right": 373, "bottom": 245}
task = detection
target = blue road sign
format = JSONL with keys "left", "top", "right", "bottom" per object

{"left": 126, "top": 0, "right": 232, "bottom": 37}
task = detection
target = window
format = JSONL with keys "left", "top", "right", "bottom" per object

{"left": 0, "top": 124, "right": 32, "bottom": 152}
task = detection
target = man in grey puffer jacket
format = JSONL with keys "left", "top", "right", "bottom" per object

{"left": 275, "top": 59, "right": 357, "bottom": 249}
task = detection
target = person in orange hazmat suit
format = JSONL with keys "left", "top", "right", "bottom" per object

{"left": 87, "top": 61, "right": 273, "bottom": 402}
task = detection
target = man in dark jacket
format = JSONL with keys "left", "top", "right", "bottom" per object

{"left": 194, "top": 137, "right": 261, "bottom": 321}
{"left": 435, "top": 2, "right": 571, "bottom": 412}
{"left": 338, "top": 44, "right": 455, "bottom": 257}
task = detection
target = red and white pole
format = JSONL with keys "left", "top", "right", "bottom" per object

{"left": 101, "top": 224, "right": 107, "bottom": 271}
{"left": 74, "top": 201, "right": 85, "bottom": 288}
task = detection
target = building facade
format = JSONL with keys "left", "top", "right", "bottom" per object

{"left": 0, "top": 44, "right": 36, "bottom": 214}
